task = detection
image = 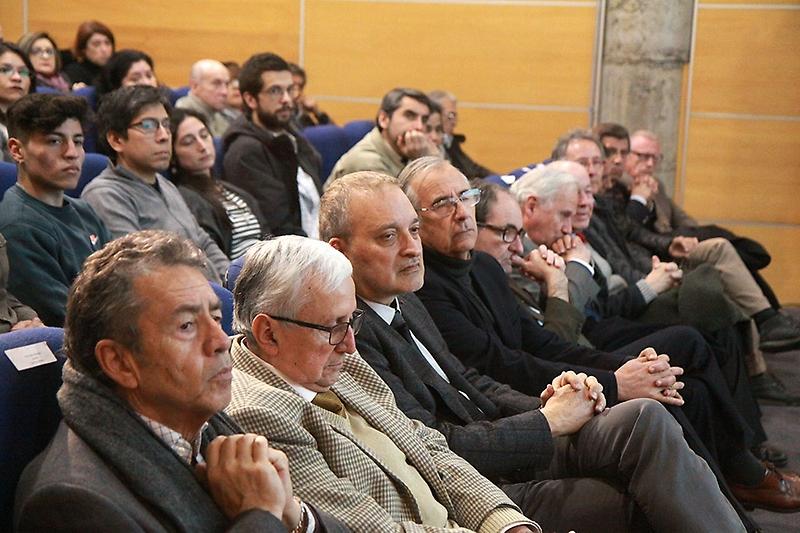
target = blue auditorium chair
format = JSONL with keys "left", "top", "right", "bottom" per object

{"left": 214, "top": 136, "right": 225, "bottom": 178}
{"left": 0, "top": 161, "right": 16, "bottom": 199}
{"left": 224, "top": 254, "right": 247, "bottom": 292}
{"left": 210, "top": 282, "right": 235, "bottom": 335}
{"left": 170, "top": 86, "right": 190, "bottom": 106}
{"left": 73, "top": 85, "right": 97, "bottom": 110}
{"left": 0, "top": 327, "right": 66, "bottom": 530}
{"left": 34, "top": 86, "right": 60, "bottom": 94}
{"left": 343, "top": 119, "right": 373, "bottom": 147}
{"left": 302, "top": 124, "right": 351, "bottom": 183}
{"left": 66, "top": 153, "right": 110, "bottom": 198}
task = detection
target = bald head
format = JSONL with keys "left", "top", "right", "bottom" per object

{"left": 189, "top": 59, "right": 230, "bottom": 111}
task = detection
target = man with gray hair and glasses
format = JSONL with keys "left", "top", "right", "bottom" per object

{"left": 226, "top": 235, "right": 540, "bottom": 532}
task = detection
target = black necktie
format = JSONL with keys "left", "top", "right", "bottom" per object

{"left": 390, "top": 307, "right": 417, "bottom": 347}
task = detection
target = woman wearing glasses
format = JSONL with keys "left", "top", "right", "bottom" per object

{"left": 170, "top": 108, "right": 267, "bottom": 259}
{"left": 17, "top": 32, "right": 70, "bottom": 93}
{"left": 0, "top": 43, "right": 35, "bottom": 162}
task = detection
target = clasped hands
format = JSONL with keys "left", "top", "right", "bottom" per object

{"left": 615, "top": 347, "right": 685, "bottom": 406}
{"left": 539, "top": 370, "right": 606, "bottom": 437}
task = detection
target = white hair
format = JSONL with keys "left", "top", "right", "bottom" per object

{"left": 509, "top": 164, "right": 578, "bottom": 206}
{"left": 232, "top": 236, "right": 353, "bottom": 340}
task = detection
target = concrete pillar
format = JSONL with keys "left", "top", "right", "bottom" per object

{"left": 597, "top": 0, "right": 694, "bottom": 194}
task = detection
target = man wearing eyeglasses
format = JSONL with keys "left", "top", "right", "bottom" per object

{"left": 317, "top": 171, "right": 747, "bottom": 532}
{"left": 223, "top": 52, "right": 322, "bottom": 238}
{"left": 226, "top": 235, "right": 540, "bottom": 532}
{"left": 81, "top": 85, "right": 230, "bottom": 282}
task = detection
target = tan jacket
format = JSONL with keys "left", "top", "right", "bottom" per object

{"left": 327, "top": 127, "right": 405, "bottom": 185}
{"left": 226, "top": 336, "right": 535, "bottom": 533}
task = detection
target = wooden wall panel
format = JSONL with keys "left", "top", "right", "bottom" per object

{"left": 0, "top": 0, "right": 25, "bottom": 40}
{"left": 692, "top": 8, "right": 800, "bottom": 115}
{"left": 718, "top": 223, "right": 800, "bottom": 304}
{"left": 304, "top": 1, "right": 596, "bottom": 107}
{"left": 25, "top": 0, "right": 300, "bottom": 87}
{"left": 683, "top": 117, "right": 800, "bottom": 224}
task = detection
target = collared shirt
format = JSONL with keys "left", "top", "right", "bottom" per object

{"left": 138, "top": 413, "right": 207, "bottom": 465}
{"left": 362, "top": 297, "right": 476, "bottom": 404}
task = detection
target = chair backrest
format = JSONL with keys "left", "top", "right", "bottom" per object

{"left": 73, "top": 85, "right": 98, "bottom": 111}
{"left": 66, "top": 153, "right": 110, "bottom": 198}
{"left": 302, "top": 124, "right": 351, "bottom": 183}
{"left": 224, "top": 254, "right": 247, "bottom": 292}
{"left": 0, "top": 162, "right": 16, "bottom": 200}
{"left": 343, "top": 119, "right": 374, "bottom": 148}
{"left": 213, "top": 136, "right": 225, "bottom": 178}
{"left": 0, "top": 327, "right": 66, "bottom": 530}
{"left": 170, "top": 86, "right": 190, "bottom": 107}
{"left": 210, "top": 282, "right": 235, "bottom": 335}
{"left": 34, "top": 85, "right": 60, "bottom": 94}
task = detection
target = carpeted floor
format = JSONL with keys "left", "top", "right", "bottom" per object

{"left": 748, "top": 307, "right": 800, "bottom": 532}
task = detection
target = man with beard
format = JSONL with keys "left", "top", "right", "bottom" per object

{"left": 223, "top": 52, "right": 322, "bottom": 238}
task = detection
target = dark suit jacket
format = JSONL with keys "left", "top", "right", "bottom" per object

{"left": 356, "top": 294, "right": 553, "bottom": 481}
{"left": 416, "top": 249, "right": 625, "bottom": 404}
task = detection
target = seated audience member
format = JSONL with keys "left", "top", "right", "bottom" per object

{"left": 288, "top": 62, "right": 332, "bottom": 128}
{"left": 176, "top": 59, "right": 233, "bottom": 136}
{"left": 319, "top": 171, "right": 744, "bottom": 533}
{"left": 0, "top": 232, "right": 42, "bottom": 332}
{"left": 223, "top": 52, "right": 322, "bottom": 238}
{"left": 327, "top": 87, "right": 438, "bottom": 183}
{"left": 428, "top": 90, "right": 494, "bottom": 179}
{"left": 170, "top": 108, "right": 265, "bottom": 259}
{"left": 0, "top": 42, "right": 35, "bottom": 162}
{"left": 606, "top": 125, "right": 784, "bottom": 314}
{"left": 473, "top": 181, "right": 585, "bottom": 344}
{"left": 222, "top": 60, "right": 242, "bottom": 121}
{"left": 63, "top": 20, "right": 115, "bottom": 88}
{"left": 481, "top": 167, "right": 789, "bottom": 468}
{"left": 402, "top": 157, "right": 800, "bottom": 516}
{"left": 554, "top": 129, "right": 800, "bottom": 352}
{"left": 96, "top": 49, "right": 160, "bottom": 105}
{"left": 226, "top": 235, "right": 540, "bottom": 532}
{"left": 0, "top": 94, "right": 111, "bottom": 327}
{"left": 17, "top": 32, "right": 70, "bottom": 92}
{"left": 82, "top": 85, "right": 229, "bottom": 282}
{"left": 424, "top": 99, "right": 446, "bottom": 158}
{"left": 14, "top": 230, "right": 346, "bottom": 532}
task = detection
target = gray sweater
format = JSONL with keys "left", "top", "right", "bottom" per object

{"left": 82, "top": 164, "right": 229, "bottom": 282}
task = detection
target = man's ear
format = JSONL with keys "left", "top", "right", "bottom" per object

{"left": 242, "top": 92, "right": 258, "bottom": 114}
{"left": 377, "top": 110, "right": 391, "bottom": 131}
{"left": 251, "top": 314, "right": 279, "bottom": 358}
{"left": 7, "top": 137, "right": 24, "bottom": 165}
{"left": 94, "top": 339, "right": 141, "bottom": 390}
{"left": 328, "top": 237, "right": 346, "bottom": 254}
{"left": 106, "top": 130, "right": 126, "bottom": 154}
{"left": 522, "top": 195, "right": 538, "bottom": 217}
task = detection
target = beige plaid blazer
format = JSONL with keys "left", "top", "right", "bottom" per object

{"left": 226, "top": 336, "right": 529, "bottom": 532}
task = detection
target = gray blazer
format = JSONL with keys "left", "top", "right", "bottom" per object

{"left": 355, "top": 293, "right": 554, "bottom": 482}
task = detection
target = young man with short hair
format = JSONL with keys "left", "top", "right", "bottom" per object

{"left": 82, "top": 85, "right": 229, "bottom": 282}
{"left": 0, "top": 93, "right": 111, "bottom": 326}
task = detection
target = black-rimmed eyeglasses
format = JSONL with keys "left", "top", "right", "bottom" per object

{"left": 270, "top": 309, "right": 365, "bottom": 345}
{"left": 477, "top": 222, "right": 525, "bottom": 243}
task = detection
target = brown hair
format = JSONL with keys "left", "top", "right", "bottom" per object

{"left": 65, "top": 230, "right": 206, "bottom": 383}
{"left": 73, "top": 20, "right": 115, "bottom": 62}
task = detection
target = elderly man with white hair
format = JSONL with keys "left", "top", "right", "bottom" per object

{"left": 176, "top": 59, "right": 232, "bottom": 136}
{"left": 225, "top": 235, "right": 540, "bottom": 532}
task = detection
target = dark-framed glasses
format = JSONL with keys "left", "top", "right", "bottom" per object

{"left": 270, "top": 309, "right": 365, "bottom": 345}
{"left": 261, "top": 84, "right": 301, "bottom": 100}
{"left": 418, "top": 188, "right": 481, "bottom": 217}
{"left": 0, "top": 64, "right": 31, "bottom": 78}
{"left": 128, "top": 117, "right": 171, "bottom": 135}
{"left": 477, "top": 222, "right": 525, "bottom": 243}
{"left": 31, "top": 47, "right": 56, "bottom": 58}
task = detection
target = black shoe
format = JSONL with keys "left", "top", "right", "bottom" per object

{"left": 752, "top": 444, "right": 789, "bottom": 468}
{"left": 750, "top": 373, "right": 800, "bottom": 406}
{"left": 759, "top": 313, "right": 800, "bottom": 352}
